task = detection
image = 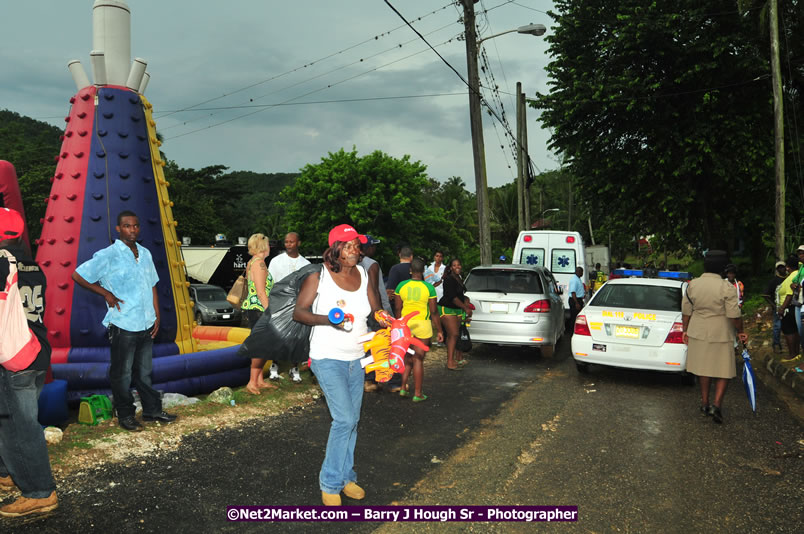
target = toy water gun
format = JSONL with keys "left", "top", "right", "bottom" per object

{"left": 328, "top": 307, "right": 355, "bottom": 332}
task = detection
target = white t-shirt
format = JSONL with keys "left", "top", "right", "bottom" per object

{"left": 309, "top": 265, "right": 371, "bottom": 361}
{"left": 426, "top": 262, "right": 446, "bottom": 302}
{"left": 268, "top": 252, "right": 310, "bottom": 283}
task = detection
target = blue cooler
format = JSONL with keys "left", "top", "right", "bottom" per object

{"left": 37, "top": 379, "right": 69, "bottom": 427}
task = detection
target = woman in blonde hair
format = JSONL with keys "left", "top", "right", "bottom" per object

{"left": 242, "top": 233, "right": 275, "bottom": 394}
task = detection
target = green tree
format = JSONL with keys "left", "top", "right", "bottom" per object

{"left": 162, "top": 163, "right": 298, "bottom": 245}
{"left": 0, "top": 110, "right": 62, "bottom": 246}
{"left": 280, "top": 148, "right": 465, "bottom": 268}
{"left": 535, "top": 0, "right": 775, "bottom": 260}
{"left": 163, "top": 161, "right": 227, "bottom": 244}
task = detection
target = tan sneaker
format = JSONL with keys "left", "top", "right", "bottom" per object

{"left": 363, "top": 382, "right": 378, "bottom": 393}
{"left": 0, "top": 491, "right": 58, "bottom": 517}
{"left": 342, "top": 482, "right": 365, "bottom": 500}
{"left": 0, "top": 475, "right": 17, "bottom": 492}
{"left": 321, "top": 491, "right": 341, "bottom": 506}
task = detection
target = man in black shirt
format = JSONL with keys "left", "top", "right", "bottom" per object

{"left": 763, "top": 261, "right": 788, "bottom": 353}
{"left": 0, "top": 208, "right": 58, "bottom": 517}
{"left": 385, "top": 245, "right": 413, "bottom": 307}
{"left": 382, "top": 245, "right": 414, "bottom": 392}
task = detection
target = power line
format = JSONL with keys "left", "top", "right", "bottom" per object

{"left": 158, "top": 20, "right": 459, "bottom": 134}
{"left": 166, "top": 34, "right": 463, "bottom": 140}
{"left": 383, "top": 0, "right": 527, "bottom": 162}
{"left": 154, "top": 1, "right": 456, "bottom": 121}
{"left": 155, "top": 92, "right": 466, "bottom": 113}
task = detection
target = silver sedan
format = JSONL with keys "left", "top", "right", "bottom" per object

{"left": 464, "top": 264, "right": 565, "bottom": 357}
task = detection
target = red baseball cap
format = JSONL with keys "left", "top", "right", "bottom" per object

{"left": 328, "top": 224, "right": 367, "bottom": 247}
{"left": 0, "top": 208, "right": 24, "bottom": 240}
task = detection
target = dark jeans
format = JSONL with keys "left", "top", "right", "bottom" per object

{"left": 772, "top": 313, "right": 782, "bottom": 347}
{"left": 0, "top": 368, "right": 56, "bottom": 498}
{"left": 568, "top": 301, "right": 584, "bottom": 334}
{"left": 109, "top": 325, "right": 162, "bottom": 419}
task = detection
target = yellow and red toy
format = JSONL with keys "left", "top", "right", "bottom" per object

{"left": 359, "top": 311, "right": 429, "bottom": 382}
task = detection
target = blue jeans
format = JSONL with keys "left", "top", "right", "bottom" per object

{"left": 109, "top": 325, "right": 162, "bottom": 419}
{"left": 310, "top": 358, "right": 364, "bottom": 494}
{"left": 0, "top": 368, "right": 56, "bottom": 498}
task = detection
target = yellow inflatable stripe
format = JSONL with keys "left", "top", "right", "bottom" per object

{"left": 141, "top": 95, "right": 198, "bottom": 355}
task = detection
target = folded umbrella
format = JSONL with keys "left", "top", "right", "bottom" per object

{"left": 741, "top": 344, "right": 757, "bottom": 413}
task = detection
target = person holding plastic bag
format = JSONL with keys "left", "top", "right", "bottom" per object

{"left": 293, "top": 224, "right": 386, "bottom": 506}
{"left": 240, "top": 233, "right": 275, "bottom": 395}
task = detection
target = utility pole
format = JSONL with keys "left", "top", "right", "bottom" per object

{"left": 770, "top": 0, "right": 785, "bottom": 259}
{"left": 516, "top": 82, "right": 526, "bottom": 231}
{"left": 462, "top": 0, "right": 492, "bottom": 265}
{"left": 522, "top": 91, "right": 531, "bottom": 229}
{"left": 567, "top": 175, "right": 573, "bottom": 231}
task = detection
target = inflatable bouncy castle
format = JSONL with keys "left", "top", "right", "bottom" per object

{"left": 37, "top": 1, "right": 249, "bottom": 402}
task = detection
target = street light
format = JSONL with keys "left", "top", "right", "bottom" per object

{"left": 461, "top": 0, "right": 545, "bottom": 265}
{"left": 541, "top": 208, "right": 559, "bottom": 219}
{"left": 477, "top": 23, "right": 547, "bottom": 45}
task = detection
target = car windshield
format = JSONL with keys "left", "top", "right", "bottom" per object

{"left": 465, "top": 269, "right": 543, "bottom": 294}
{"left": 590, "top": 283, "right": 682, "bottom": 311}
{"left": 195, "top": 288, "right": 227, "bottom": 302}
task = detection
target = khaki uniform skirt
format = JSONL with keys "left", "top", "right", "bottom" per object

{"left": 686, "top": 337, "right": 736, "bottom": 379}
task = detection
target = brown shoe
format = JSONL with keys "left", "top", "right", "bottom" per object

{"left": 342, "top": 482, "right": 365, "bottom": 500}
{"left": 0, "top": 475, "right": 17, "bottom": 492}
{"left": 388, "top": 386, "right": 402, "bottom": 393}
{"left": 363, "top": 382, "right": 378, "bottom": 393}
{"left": 0, "top": 491, "right": 58, "bottom": 517}
{"left": 321, "top": 491, "right": 341, "bottom": 506}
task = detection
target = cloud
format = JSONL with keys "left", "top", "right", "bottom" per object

{"left": 1, "top": 0, "right": 558, "bottom": 188}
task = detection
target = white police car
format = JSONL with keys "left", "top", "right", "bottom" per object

{"left": 571, "top": 269, "right": 692, "bottom": 382}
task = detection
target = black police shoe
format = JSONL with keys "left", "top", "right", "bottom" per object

{"left": 142, "top": 411, "right": 177, "bottom": 423}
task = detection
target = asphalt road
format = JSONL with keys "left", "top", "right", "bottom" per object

{"left": 6, "top": 338, "right": 803, "bottom": 533}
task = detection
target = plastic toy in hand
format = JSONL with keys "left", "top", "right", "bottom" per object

{"left": 374, "top": 309, "right": 394, "bottom": 328}
{"left": 358, "top": 311, "right": 429, "bottom": 382}
{"left": 360, "top": 329, "right": 396, "bottom": 382}
{"left": 328, "top": 308, "right": 354, "bottom": 332}
{"left": 388, "top": 311, "right": 430, "bottom": 363}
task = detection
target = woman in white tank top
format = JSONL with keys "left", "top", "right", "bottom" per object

{"left": 293, "top": 224, "right": 385, "bottom": 506}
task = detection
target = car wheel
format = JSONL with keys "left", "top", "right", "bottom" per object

{"left": 681, "top": 372, "right": 695, "bottom": 386}
{"left": 575, "top": 362, "right": 590, "bottom": 373}
{"left": 195, "top": 312, "right": 204, "bottom": 326}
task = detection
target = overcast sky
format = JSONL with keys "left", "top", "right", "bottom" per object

{"left": 1, "top": 0, "right": 557, "bottom": 190}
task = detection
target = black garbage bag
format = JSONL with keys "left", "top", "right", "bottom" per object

{"left": 237, "top": 263, "right": 322, "bottom": 363}
{"left": 458, "top": 323, "right": 472, "bottom": 353}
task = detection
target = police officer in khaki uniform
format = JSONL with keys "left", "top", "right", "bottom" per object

{"left": 681, "top": 250, "right": 748, "bottom": 424}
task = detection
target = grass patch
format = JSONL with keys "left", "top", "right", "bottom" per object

{"left": 43, "top": 368, "right": 322, "bottom": 474}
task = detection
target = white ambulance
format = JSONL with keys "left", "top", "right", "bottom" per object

{"left": 512, "top": 231, "right": 588, "bottom": 315}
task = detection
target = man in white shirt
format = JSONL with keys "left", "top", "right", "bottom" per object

{"left": 267, "top": 232, "right": 310, "bottom": 382}
{"left": 269, "top": 232, "right": 310, "bottom": 283}
{"left": 425, "top": 250, "right": 446, "bottom": 302}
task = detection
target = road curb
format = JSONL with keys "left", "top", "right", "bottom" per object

{"left": 762, "top": 354, "right": 804, "bottom": 398}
